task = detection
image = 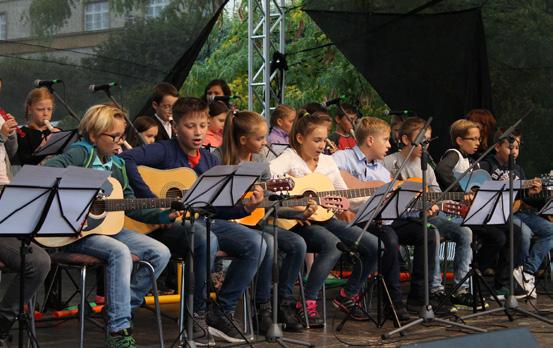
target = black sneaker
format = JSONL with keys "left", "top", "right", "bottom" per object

{"left": 193, "top": 312, "right": 215, "bottom": 346}
{"left": 254, "top": 301, "right": 273, "bottom": 335}
{"left": 206, "top": 306, "right": 245, "bottom": 343}
{"left": 407, "top": 296, "right": 454, "bottom": 316}
{"left": 331, "top": 288, "right": 369, "bottom": 321}
{"left": 430, "top": 291, "right": 457, "bottom": 314}
{"left": 278, "top": 298, "right": 303, "bottom": 332}
{"left": 451, "top": 291, "right": 489, "bottom": 311}
{"left": 385, "top": 301, "right": 410, "bottom": 322}
{"left": 296, "top": 300, "right": 324, "bottom": 328}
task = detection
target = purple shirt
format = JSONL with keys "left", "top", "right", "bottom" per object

{"left": 267, "top": 126, "right": 289, "bottom": 145}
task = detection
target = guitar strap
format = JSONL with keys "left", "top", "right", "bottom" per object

{"left": 69, "top": 140, "right": 131, "bottom": 192}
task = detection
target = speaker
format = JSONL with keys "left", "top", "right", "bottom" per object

{"left": 400, "top": 328, "right": 539, "bottom": 348}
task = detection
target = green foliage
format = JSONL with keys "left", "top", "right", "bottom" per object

{"left": 28, "top": 0, "right": 76, "bottom": 36}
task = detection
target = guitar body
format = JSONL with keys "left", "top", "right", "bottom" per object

{"left": 124, "top": 166, "right": 197, "bottom": 234}
{"left": 36, "top": 177, "right": 125, "bottom": 248}
{"left": 276, "top": 173, "right": 336, "bottom": 230}
{"left": 234, "top": 192, "right": 265, "bottom": 226}
{"left": 339, "top": 170, "right": 387, "bottom": 189}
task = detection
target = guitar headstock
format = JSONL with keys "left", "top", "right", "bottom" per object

{"left": 320, "top": 196, "right": 350, "bottom": 211}
{"left": 440, "top": 200, "right": 469, "bottom": 218}
{"left": 266, "top": 177, "right": 295, "bottom": 192}
{"left": 540, "top": 173, "right": 553, "bottom": 188}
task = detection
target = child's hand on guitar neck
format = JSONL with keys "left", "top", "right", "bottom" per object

{"left": 426, "top": 204, "right": 439, "bottom": 217}
{"left": 296, "top": 199, "right": 317, "bottom": 226}
{"left": 529, "top": 178, "right": 542, "bottom": 195}
{"left": 244, "top": 185, "right": 264, "bottom": 213}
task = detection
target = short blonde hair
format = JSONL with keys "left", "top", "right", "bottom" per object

{"left": 79, "top": 104, "right": 126, "bottom": 140}
{"left": 450, "top": 119, "right": 480, "bottom": 145}
{"left": 355, "top": 117, "right": 390, "bottom": 144}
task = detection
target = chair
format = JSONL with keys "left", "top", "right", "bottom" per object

{"left": 46, "top": 252, "right": 164, "bottom": 348}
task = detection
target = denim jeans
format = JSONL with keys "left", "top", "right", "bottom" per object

{"left": 211, "top": 220, "right": 267, "bottom": 313}
{"left": 255, "top": 224, "right": 307, "bottom": 302}
{"left": 515, "top": 211, "right": 553, "bottom": 274}
{"left": 295, "top": 218, "right": 379, "bottom": 298}
{"left": 292, "top": 221, "right": 342, "bottom": 300}
{"left": 513, "top": 216, "right": 533, "bottom": 265}
{"left": 429, "top": 214, "right": 472, "bottom": 291}
{"left": 63, "top": 229, "right": 170, "bottom": 333}
{"left": 149, "top": 220, "right": 218, "bottom": 312}
{"left": 0, "top": 239, "right": 51, "bottom": 324}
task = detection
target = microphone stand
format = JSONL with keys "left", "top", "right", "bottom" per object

{"left": 98, "top": 88, "right": 147, "bottom": 146}
{"left": 46, "top": 86, "right": 80, "bottom": 122}
{"left": 383, "top": 118, "right": 484, "bottom": 339}
{"left": 337, "top": 102, "right": 356, "bottom": 139}
{"left": 258, "top": 199, "right": 314, "bottom": 348}
{"left": 338, "top": 118, "right": 435, "bottom": 332}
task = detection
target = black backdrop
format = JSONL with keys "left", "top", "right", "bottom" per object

{"left": 305, "top": 7, "right": 492, "bottom": 158}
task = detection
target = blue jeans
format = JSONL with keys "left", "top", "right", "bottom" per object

{"left": 149, "top": 220, "right": 218, "bottom": 312}
{"left": 211, "top": 220, "right": 267, "bottom": 313}
{"left": 255, "top": 224, "right": 307, "bottom": 302}
{"left": 429, "top": 214, "right": 472, "bottom": 291}
{"left": 295, "top": 219, "right": 379, "bottom": 299}
{"left": 513, "top": 215, "right": 534, "bottom": 266}
{"left": 63, "top": 229, "right": 170, "bottom": 333}
{"left": 515, "top": 212, "right": 553, "bottom": 274}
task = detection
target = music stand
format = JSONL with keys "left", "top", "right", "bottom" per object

{"left": 0, "top": 165, "right": 109, "bottom": 348}
{"left": 175, "top": 163, "right": 266, "bottom": 348}
{"left": 459, "top": 180, "right": 553, "bottom": 325}
{"left": 538, "top": 198, "right": 553, "bottom": 216}
{"left": 33, "top": 130, "right": 80, "bottom": 157}
{"left": 262, "top": 144, "right": 289, "bottom": 161}
{"left": 336, "top": 182, "right": 421, "bottom": 331}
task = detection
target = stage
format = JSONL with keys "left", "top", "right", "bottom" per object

{"left": 2, "top": 271, "right": 552, "bottom": 348}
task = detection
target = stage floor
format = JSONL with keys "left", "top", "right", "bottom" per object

{"left": 2, "top": 272, "right": 553, "bottom": 347}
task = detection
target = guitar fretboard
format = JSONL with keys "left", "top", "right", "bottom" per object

{"left": 98, "top": 198, "right": 176, "bottom": 211}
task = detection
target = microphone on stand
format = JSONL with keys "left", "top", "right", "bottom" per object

{"left": 34, "top": 79, "right": 63, "bottom": 88}
{"left": 207, "top": 95, "right": 240, "bottom": 103}
{"left": 89, "top": 82, "right": 117, "bottom": 93}
{"left": 321, "top": 96, "right": 345, "bottom": 108}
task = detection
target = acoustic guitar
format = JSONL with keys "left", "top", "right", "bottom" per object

{"left": 123, "top": 166, "right": 198, "bottom": 234}
{"left": 35, "top": 177, "right": 181, "bottom": 248}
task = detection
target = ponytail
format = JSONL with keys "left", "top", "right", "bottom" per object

{"left": 220, "top": 110, "right": 266, "bottom": 165}
{"left": 289, "top": 111, "right": 332, "bottom": 152}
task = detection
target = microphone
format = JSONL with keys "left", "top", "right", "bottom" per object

{"left": 321, "top": 96, "right": 345, "bottom": 108}
{"left": 89, "top": 82, "right": 117, "bottom": 93}
{"left": 207, "top": 95, "right": 239, "bottom": 103}
{"left": 43, "top": 119, "right": 55, "bottom": 132}
{"left": 384, "top": 109, "right": 414, "bottom": 116}
{"left": 34, "top": 79, "right": 62, "bottom": 88}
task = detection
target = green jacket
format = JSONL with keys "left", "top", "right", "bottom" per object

{"left": 45, "top": 141, "right": 172, "bottom": 224}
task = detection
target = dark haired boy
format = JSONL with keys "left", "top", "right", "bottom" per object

{"left": 149, "top": 82, "right": 178, "bottom": 141}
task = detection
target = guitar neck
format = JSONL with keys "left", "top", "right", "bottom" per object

{"left": 100, "top": 197, "right": 177, "bottom": 211}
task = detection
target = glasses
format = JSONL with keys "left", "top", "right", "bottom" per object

{"left": 462, "top": 137, "right": 481, "bottom": 142}
{"left": 101, "top": 133, "right": 126, "bottom": 143}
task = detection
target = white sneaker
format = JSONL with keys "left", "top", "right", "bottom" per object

{"left": 513, "top": 266, "right": 537, "bottom": 299}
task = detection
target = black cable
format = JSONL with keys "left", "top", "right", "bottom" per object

{"left": 0, "top": 39, "right": 168, "bottom": 75}
{"left": 0, "top": 54, "right": 151, "bottom": 83}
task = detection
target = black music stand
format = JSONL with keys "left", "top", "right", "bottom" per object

{"left": 175, "top": 163, "right": 266, "bottom": 348}
{"left": 459, "top": 180, "right": 553, "bottom": 325}
{"left": 0, "top": 165, "right": 109, "bottom": 348}
{"left": 336, "top": 181, "right": 420, "bottom": 331}
{"left": 262, "top": 144, "right": 290, "bottom": 161}
{"left": 33, "top": 130, "right": 80, "bottom": 157}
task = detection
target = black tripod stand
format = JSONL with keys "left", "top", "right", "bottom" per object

{"left": 459, "top": 135, "right": 553, "bottom": 325}
{"left": 259, "top": 200, "right": 314, "bottom": 348}
{"left": 383, "top": 118, "right": 484, "bottom": 339}
{"left": 335, "top": 222, "right": 401, "bottom": 331}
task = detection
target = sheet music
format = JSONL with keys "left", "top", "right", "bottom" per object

{"left": 463, "top": 180, "right": 521, "bottom": 225}
{"left": 33, "top": 130, "right": 79, "bottom": 156}
{"left": 0, "top": 165, "right": 109, "bottom": 236}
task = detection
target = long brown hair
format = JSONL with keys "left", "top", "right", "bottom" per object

{"left": 466, "top": 109, "right": 496, "bottom": 151}
{"left": 220, "top": 110, "right": 266, "bottom": 165}
{"left": 24, "top": 87, "right": 55, "bottom": 121}
{"left": 289, "top": 111, "right": 332, "bottom": 152}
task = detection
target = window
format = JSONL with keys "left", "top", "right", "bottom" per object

{"left": 147, "top": 0, "right": 170, "bottom": 18}
{"left": 84, "top": 2, "right": 109, "bottom": 31}
{"left": 0, "top": 14, "right": 6, "bottom": 40}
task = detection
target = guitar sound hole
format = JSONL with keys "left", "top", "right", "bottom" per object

{"left": 166, "top": 188, "right": 183, "bottom": 199}
{"left": 90, "top": 201, "right": 105, "bottom": 215}
{"left": 303, "top": 190, "right": 317, "bottom": 199}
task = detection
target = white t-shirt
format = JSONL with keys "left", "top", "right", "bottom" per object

{"left": 269, "top": 148, "right": 347, "bottom": 190}
{"left": 0, "top": 118, "right": 9, "bottom": 185}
